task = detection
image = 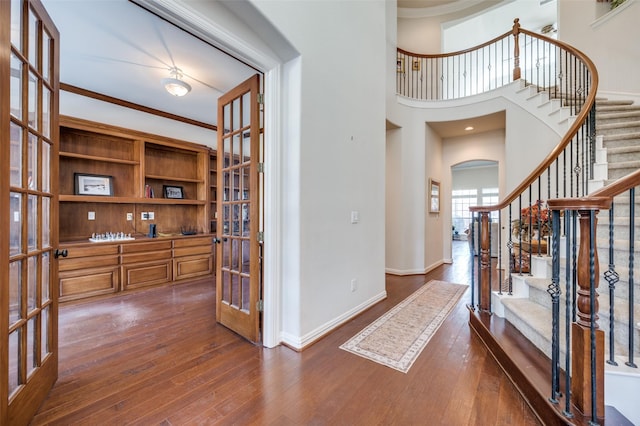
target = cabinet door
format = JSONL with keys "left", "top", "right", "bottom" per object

{"left": 174, "top": 254, "right": 213, "bottom": 281}
{"left": 216, "top": 74, "right": 262, "bottom": 343}
{"left": 2, "top": 1, "right": 60, "bottom": 424}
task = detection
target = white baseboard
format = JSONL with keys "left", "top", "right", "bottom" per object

{"left": 280, "top": 290, "right": 388, "bottom": 350}
{"left": 385, "top": 267, "right": 425, "bottom": 275}
{"left": 386, "top": 260, "right": 445, "bottom": 276}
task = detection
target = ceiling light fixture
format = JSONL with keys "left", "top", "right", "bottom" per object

{"left": 162, "top": 67, "right": 191, "bottom": 97}
{"left": 465, "top": 126, "right": 474, "bottom": 131}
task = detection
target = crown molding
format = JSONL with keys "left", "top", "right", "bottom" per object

{"left": 398, "top": 0, "right": 488, "bottom": 19}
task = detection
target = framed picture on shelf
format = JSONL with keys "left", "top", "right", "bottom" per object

{"left": 74, "top": 173, "right": 113, "bottom": 196}
{"left": 163, "top": 185, "right": 184, "bottom": 199}
{"left": 429, "top": 178, "right": 440, "bottom": 213}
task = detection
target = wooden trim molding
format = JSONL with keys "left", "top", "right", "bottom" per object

{"left": 60, "top": 83, "right": 217, "bottom": 132}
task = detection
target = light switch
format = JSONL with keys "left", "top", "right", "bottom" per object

{"left": 88, "top": 211, "right": 96, "bottom": 220}
{"left": 350, "top": 211, "right": 359, "bottom": 224}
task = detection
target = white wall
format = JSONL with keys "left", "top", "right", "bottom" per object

{"left": 397, "top": 16, "right": 443, "bottom": 53}
{"left": 558, "top": 0, "right": 640, "bottom": 101}
{"left": 452, "top": 164, "right": 499, "bottom": 191}
{"left": 425, "top": 122, "right": 444, "bottom": 269}
{"left": 251, "top": 0, "right": 388, "bottom": 348}
{"left": 398, "top": 0, "right": 557, "bottom": 54}
{"left": 442, "top": 0, "right": 557, "bottom": 52}
{"left": 386, "top": 82, "right": 558, "bottom": 275}
{"left": 385, "top": 126, "right": 406, "bottom": 272}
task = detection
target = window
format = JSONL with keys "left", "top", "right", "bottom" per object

{"left": 482, "top": 187, "right": 499, "bottom": 222}
{"left": 452, "top": 189, "right": 477, "bottom": 233}
{"left": 451, "top": 187, "right": 500, "bottom": 238}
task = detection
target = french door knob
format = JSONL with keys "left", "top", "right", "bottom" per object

{"left": 54, "top": 249, "right": 68, "bottom": 259}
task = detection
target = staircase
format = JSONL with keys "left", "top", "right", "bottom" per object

{"left": 593, "top": 99, "right": 640, "bottom": 188}
{"left": 491, "top": 97, "right": 640, "bottom": 424}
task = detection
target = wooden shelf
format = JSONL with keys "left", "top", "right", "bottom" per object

{"left": 59, "top": 194, "right": 206, "bottom": 205}
{"left": 60, "top": 151, "right": 140, "bottom": 165}
{"left": 59, "top": 116, "right": 213, "bottom": 242}
{"left": 145, "top": 174, "right": 203, "bottom": 184}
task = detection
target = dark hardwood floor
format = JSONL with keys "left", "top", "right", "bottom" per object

{"left": 32, "top": 241, "right": 540, "bottom": 425}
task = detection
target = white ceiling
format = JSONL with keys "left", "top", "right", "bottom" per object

{"left": 428, "top": 111, "right": 505, "bottom": 139}
{"left": 42, "top": 0, "right": 258, "bottom": 128}
{"left": 41, "top": 0, "right": 548, "bottom": 135}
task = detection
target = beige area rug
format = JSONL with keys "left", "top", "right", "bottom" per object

{"left": 340, "top": 280, "right": 468, "bottom": 373}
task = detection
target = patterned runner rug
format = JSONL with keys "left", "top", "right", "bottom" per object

{"left": 340, "top": 280, "right": 468, "bottom": 373}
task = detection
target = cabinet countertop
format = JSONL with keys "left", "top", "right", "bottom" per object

{"left": 60, "top": 233, "right": 215, "bottom": 247}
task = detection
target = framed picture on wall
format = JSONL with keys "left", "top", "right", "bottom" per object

{"left": 396, "top": 57, "right": 405, "bottom": 73}
{"left": 163, "top": 185, "right": 184, "bottom": 199}
{"left": 74, "top": 173, "right": 114, "bottom": 196}
{"left": 429, "top": 178, "right": 440, "bottom": 213}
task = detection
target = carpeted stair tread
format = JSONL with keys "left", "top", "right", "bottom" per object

{"left": 597, "top": 100, "right": 635, "bottom": 106}
{"left": 501, "top": 288, "right": 639, "bottom": 358}
{"left": 501, "top": 298, "right": 554, "bottom": 356}
{"left": 598, "top": 105, "right": 640, "bottom": 112}
{"left": 598, "top": 120, "right": 640, "bottom": 130}
{"left": 597, "top": 111, "right": 640, "bottom": 120}
{"left": 609, "top": 160, "right": 640, "bottom": 169}
{"left": 606, "top": 146, "right": 640, "bottom": 155}
{"left": 603, "top": 131, "right": 640, "bottom": 141}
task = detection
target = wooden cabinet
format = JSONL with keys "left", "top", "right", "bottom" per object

{"left": 59, "top": 236, "right": 213, "bottom": 302}
{"left": 173, "top": 236, "right": 214, "bottom": 281}
{"left": 58, "top": 244, "right": 120, "bottom": 302}
{"left": 121, "top": 240, "right": 173, "bottom": 290}
{"left": 57, "top": 116, "right": 216, "bottom": 302}
{"left": 58, "top": 116, "right": 212, "bottom": 241}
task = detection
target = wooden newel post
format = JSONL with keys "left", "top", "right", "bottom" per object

{"left": 549, "top": 197, "right": 611, "bottom": 421}
{"left": 571, "top": 208, "right": 604, "bottom": 419}
{"left": 512, "top": 18, "right": 521, "bottom": 81}
{"left": 479, "top": 211, "right": 491, "bottom": 312}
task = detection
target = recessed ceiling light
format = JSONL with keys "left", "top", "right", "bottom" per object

{"left": 465, "top": 126, "right": 474, "bottom": 131}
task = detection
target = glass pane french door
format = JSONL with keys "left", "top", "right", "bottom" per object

{"left": 3, "top": 0, "right": 59, "bottom": 424}
{"left": 216, "top": 74, "right": 262, "bottom": 343}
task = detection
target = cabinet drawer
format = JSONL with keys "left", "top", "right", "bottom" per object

{"left": 63, "top": 244, "right": 119, "bottom": 258}
{"left": 174, "top": 255, "right": 213, "bottom": 281}
{"left": 121, "top": 240, "right": 172, "bottom": 254}
{"left": 173, "top": 236, "right": 212, "bottom": 248}
{"left": 121, "top": 249, "right": 172, "bottom": 265}
{"left": 173, "top": 245, "right": 212, "bottom": 258}
{"left": 59, "top": 255, "right": 119, "bottom": 272}
{"left": 59, "top": 267, "right": 119, "bottom": 302}
{"left": 122, "top": 260, "right": 172, "bottom": 290}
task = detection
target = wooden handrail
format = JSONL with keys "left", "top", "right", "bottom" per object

{"left": 456, "top": 21, "right": 599, "bottom": 213}
{"left": 547, "top": 197, "right": 612, "bottom": 211}
{"left": 588, "top": 168, "right": 640, "bottom": 199}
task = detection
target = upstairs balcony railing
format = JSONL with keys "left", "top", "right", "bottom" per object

{"left": 395, "top": 18, "right": 640, "bottom": 425}
{"left": 397, "top": 18, "right": 588, "bottom": 115}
